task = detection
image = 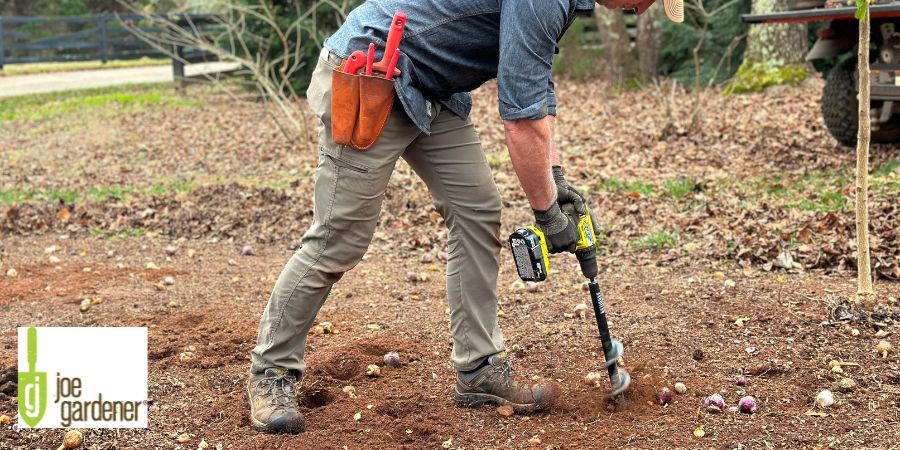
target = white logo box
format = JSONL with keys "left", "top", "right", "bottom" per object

{"left": 17, "top": 327, "right": 148, "bottom": 429}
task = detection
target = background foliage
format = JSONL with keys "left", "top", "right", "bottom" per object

{"left": 2, "top": 0, "right": 830, "bottom": 90}
{"left": 660, "top": 0, "right": 752, "bottom": 86}
{"left": 231, "top": 0, "right": 363, "bottom": 94}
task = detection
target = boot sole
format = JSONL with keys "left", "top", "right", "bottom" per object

{"left": 454, "top": 389, "right": 541, "bottom": 413}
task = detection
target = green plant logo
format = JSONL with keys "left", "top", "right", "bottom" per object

{"left": 18, "top": 327, "right": 47, "bottom": 428}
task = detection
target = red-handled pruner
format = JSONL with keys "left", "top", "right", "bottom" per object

{"left": 371, "top": 12, "right": 406, "bottom": 77}
{"left": 343, "top": 50, "right": 367, "bottom": 75}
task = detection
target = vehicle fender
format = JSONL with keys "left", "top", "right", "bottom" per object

{"left": 806, "top": 34, "right": 856, "bottom": 61}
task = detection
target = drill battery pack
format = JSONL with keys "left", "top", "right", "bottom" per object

{"left": 508, "top": 226, "right": 549, "bottom": 282}
{"left": 508, "top": 213, "right": 596, "bottom": 283}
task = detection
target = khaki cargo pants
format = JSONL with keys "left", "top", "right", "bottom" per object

{"left": 250, "top": 48, "right": 505, "bottom": 376}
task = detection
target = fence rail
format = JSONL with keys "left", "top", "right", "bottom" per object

{"left": 0, "top": 13, "right": 220, "bottom": 70}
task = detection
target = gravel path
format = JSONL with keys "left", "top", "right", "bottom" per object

{"left": 0, "top": 62, "right": 240, "bottom": 97}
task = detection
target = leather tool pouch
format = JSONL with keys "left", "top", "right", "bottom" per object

{"left": 331, "top": 69, "right": 395, "bottom": 151}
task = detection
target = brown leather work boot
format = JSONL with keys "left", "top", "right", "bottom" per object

{"left": 454, "top": 353, "right": 558, "bottom": 413}
{"left": 247, "top": 368, "right": 304, "bottom": 434}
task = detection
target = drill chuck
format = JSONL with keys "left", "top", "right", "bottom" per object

{"left": 575, "top": 247, "right": 598, "bottom": 280}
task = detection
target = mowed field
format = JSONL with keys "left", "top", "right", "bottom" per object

{"left": 0, "top": 77, "right": 898, "bottom": 449}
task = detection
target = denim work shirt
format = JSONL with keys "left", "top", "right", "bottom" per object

{"left": 325, "top": 0, "right": 595, "bottom": 134}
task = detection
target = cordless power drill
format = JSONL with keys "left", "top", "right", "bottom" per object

{"left": 508, "top": 206, "right": 631, "bottom": 397}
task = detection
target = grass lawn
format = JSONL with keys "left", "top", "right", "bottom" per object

{"left": 0, "top": 82, "right": 198, "bottom": 123}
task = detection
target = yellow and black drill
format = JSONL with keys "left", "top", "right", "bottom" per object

{"left": 508, "top": 207, "right": 631, "bottom": 397}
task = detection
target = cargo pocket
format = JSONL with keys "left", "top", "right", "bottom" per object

{"left": 324, "top": 153, "right": 369, "bottom": 174}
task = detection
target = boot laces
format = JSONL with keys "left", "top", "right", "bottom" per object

{"left": 493, "top": 358, "right": 516, "bottom": 388}
{"left": 259, "top": 374, "right": 296, "bottom": 408}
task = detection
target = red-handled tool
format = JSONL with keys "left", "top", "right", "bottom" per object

{"left": 365, "top": 43, "right": 375, "bottom": 76}
{"left": 343, "top": 50, "right": 367, "bottom": 75}
{"left": 384, "top": 50, "right": 401, "bottom": 80}
{"left": 371, "top": 12, "right": 406, "bottom": 77}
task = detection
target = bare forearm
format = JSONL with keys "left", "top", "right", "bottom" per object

{"left": 548, "top": 115, "right": 561, "bottom": 166}
{"left": 504, "top": 117, "right": 556, "bottom": 211}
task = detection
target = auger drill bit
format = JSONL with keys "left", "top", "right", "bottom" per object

{"left": 587, "top": 278, "right": 631, "bottom": 397}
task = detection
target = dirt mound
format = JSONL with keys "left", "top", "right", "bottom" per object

{"left": 308, "top": 336, "right": 423, "bottom": 381}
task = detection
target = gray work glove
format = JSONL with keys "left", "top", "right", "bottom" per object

{"left": 553, "top": 166, "right": 587, "bottom": 215}
{"left": 554, "top": 165, "right": 602, "bottom": 240}
{"left": 533, "top": 202, "right": 578, "bottom": 254}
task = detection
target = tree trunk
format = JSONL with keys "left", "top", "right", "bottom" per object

{"left": 596, "top": 8, "right": 636, "bottom": 86}
{"left": 856, "top": 8, "right": 874, "bottom": 298}
{"left": 745, "top": 0, "right": 807, "bottom": 65}
{"left": 730, "top": 0, "right": 808, "bottom": 92}
{"left": 637, "top": 2, "right": 663, "bottom": 82}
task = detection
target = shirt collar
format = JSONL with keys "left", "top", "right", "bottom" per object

{"left": 575, "top": 0, "right": 595, "bottom": 11}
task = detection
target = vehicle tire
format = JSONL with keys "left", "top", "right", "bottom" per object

{"left": 822, "top": 58, "right": 900, "bottom": 146}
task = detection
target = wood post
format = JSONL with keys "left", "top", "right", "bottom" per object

{"left": 172, "top": 44, "right": 185, "bottom": 91}
{"left": 0, "top": 18, "right": 6, "bottom": 70}
{"left": 98, "top": 15, "right": 109, "bottom": 64}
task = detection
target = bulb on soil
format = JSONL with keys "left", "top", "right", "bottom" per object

{"left": 738, "top": 396, "right": 757, "bottom": 414}
{"left": 736, "top": 375, "right": 747, "bottom": 387}
{"left": 815, "top": 389, "right": 834, "bottom": 408}
{"left": 584, "top": 372, "right": 605, "bottom": 387}
{"left": 62, "top": 429, "right": 83, "bottom": 449}
{"left": 658, "top": 387, "right": 673, "bottom": 405}
{"left": 693, "top": 424, "right": 705, "bottom": 438}
{"left": 837, "top": 377, "right": 856, "bottom": 392}
{"left": 0, "top": 415, "right": 9, "bottom": 426}
{"left": 496, "top": 405, "right": 514, "bottom": 417}
{"left": 573, "top": 303, "right": 588, "bottom": 319}
{"left": 405, "top": 271, "right": 419, "bottom": 282}
{"left": 674, "top": 382, "right": 687, "bottom": 394}
{"left": 876, "top": 341, "right": 892, "bottom": 358}
{"left": 165, "top": 245, "right": 177, "bottom": 256}
{"left": 383, "top": 352, "right": 401, "bottom": 367}
{"left": 241, "top": 245, "right": 255, "bottom": 256}
{"left": 525, "top": 281, "right": 539, "bottom": 293}
{"left": 704, "top": 394, "right": 725, "bottom": 413}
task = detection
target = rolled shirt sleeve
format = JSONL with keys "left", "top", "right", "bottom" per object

{"left": 497, "top": 0, "right": 569, "bottom": 121}
{"left": 547, "top": 78, "right": 558, "bottom": 117}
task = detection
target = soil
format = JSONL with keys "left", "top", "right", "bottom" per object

{"left": 0, "top": 77, "right": 898, "bottom": 449}
{"left": 0, "top": 233, "right": 897, "bottom": 449}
